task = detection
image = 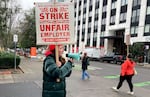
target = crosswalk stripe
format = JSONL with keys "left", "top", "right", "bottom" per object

{"left": 104, "top": 75, "right": 150, "bottom": 87}
{"left": 134, "top": 81, "right": 150, "bottom": 87}
{"left": 73, "top": 64, "right": 102, "bottom": 70}
{"left": 104, "top": 75, "right": 120, "bottom": 79}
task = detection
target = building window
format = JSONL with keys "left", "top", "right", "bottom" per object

{"left": 146, "top": 6, "right": 150, "bottom": 15}
{"left": 79, "top": 0, "right": 81, "bottom": 6}
{"left": 130, "top": 26, "right": 138, "bottom": 34}
{"left": 87, "top": 33, "right": 91, "bottom": 38}
{"left": 132, "top": 0, "right": 141, "bottom": 6}
{"left": 101, "top": 31, "right": 105, "bottom": 37}
{"left": 103, "top": 0, "right": 107, "bottom": 6}
{"left": 78, "top": 10, "right": 81, "bottom": 16}
{"left": 94, "top": 25, "right": 98, "bottom": 32}
{"left": 95, "top": 1, "right": 99, "bottom": 9}
{"left": 121, "top": 0, "right": 128, "bottom": 6}
{"left": 84, "top": 0, "right": 87, "bottom": 4}
{"left": 145, "top": 24, "right": 150, "bottom": 33}
{"left": 94, "top": 14, "right": 99, "bottom": 21}
{"left": 110, "top": 16, "right": 116, "bottom": 25}
{"left": 120, "top": 13, "right": 126, "bottom": 23}
{"left": 95, "top": 21, "right": 98, "bottom": 26}
{"left": 131, "top": 9, "right": 140, "bottom": 23}
{"left": 88, "top": 17, "right": 92, "bottom": 22}
{"left": 83, "top": 8, "right": 86, "bottom": 14}
{"left": 102, "top": 18, "right": 106, "bottom": 25}
{"left": 102, "top": 5, "right": 107, "bottom": 12}
{"left": 88, "top": 22, "right": 91, "bottom": 28}
{"left": 111, "top": 2, "right": 117, "bottom": 9}
{"left": 89, "top": 5, "right": 92, "bottom": 11}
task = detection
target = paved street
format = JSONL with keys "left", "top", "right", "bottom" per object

{"left": 0, "top": 57, "right": 150, "bottom": 97}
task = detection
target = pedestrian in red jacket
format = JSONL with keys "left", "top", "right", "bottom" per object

{"left": 112, "top": 53, "right": 136, "bottom": 95}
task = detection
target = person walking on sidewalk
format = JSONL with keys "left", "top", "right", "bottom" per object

{"left": 42, "top": 45, "right": 73, "bottom": 97}
{"left": 81, "top": 52, "right": 90, "bottom": 80}
{"left": 112, "top": 53, "right": 136, "bottom": 95}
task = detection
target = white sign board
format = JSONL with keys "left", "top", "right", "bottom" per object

{"left": 13, "top": 34, "right": 18, "bottom": 42}
{"left": 35, "top": 2, "right": 75, "bottom": 45}
{"left": 125, "top": 34, "right": 130, "bottom": 45}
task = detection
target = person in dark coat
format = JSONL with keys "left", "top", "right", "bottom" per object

{"left": 42, "top": 45, "right": 73, "bottom": 97}
{"left": 81, "top": 52, "right": 90, "bottom": 80}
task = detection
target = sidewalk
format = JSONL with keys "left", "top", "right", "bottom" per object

{"left": 137, "top": 63, "right": 150, "bottom": 69}
{"left": 0, "top": 57, "right": 150, "bottom": 97}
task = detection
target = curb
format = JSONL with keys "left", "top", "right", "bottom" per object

{"left": 0, "top": 70, "right": 11, "bottom": 75}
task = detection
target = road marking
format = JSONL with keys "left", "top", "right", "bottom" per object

{"left": 104, "top": 75, "right": 150, "bottom": 87}
{"left": 134, "top": 81, "right": 150, "bottom": 87}
{"left": 73, "top": 64, "right": 102, "bottom": 70}
{"left": 104, "top": 75, "right": 120, "bottom": 79}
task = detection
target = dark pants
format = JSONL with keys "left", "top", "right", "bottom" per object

{"left": 117, "top": 75, "right": 134, "bottom": 92}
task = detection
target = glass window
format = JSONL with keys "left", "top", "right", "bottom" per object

{"left": 110, "top": 16, "right": 115, "bottom": 23}
{"left": 102, "top": 5, "right": 107, "bottom": 12}
{"left": 89, "top": 11, "right": 92, "bottom": 16}
{"left": 147, "top": 6, "right": 150, "bottom": 15}
{"left": 102, "top": 18, "right": 106, "bottom": 24}
{"left": 136, "top": 16, "right": 139, "bottom": 22}
{"left": 133, "top": 0, "right": 138, "bottom": 6}
{"left": 145, "top": 25, "right": 150, "bottom": 33}
{"left": 101, "top": 31, "right": 105, "bottom": 37}
{"left": 121, "top": 0, "right": 128, "bottom": 6}
{"left": 137, "top": 9, "right": 140, "bottom": 16}
{"left": 88, "top": 22, "right": 91, "bottom": 27}
{"left": 83, "top": 14, "right": 86, "bottom": 18}
{"left": 120, "top": 14, "right": 123, "bottom": 21}
{"left": 131, "top": 17, "right": 136, "bottom": 23}
{"left": 87, "top": 33, "right": 91, "bottom": 38}
{"left": 131, "top": 9, "right": 140, "bottom": 22}
{"left": 137, "top": 0, "right": 141, "bottom": 5}
{"left": 95, "top": 9, "right": 98, "bottom": 14}
{"left": 95, "top": 21, "right": 98, "bottom": 26}
{"left": 133, "top": 0, "right": 141, "bottom": 6}
{"left": 111, "top": 2, "right": 116, "bottom": 9}
{"left": 131, "top": 26, "right": 138, "bottom": 34}
{"left": 135, "top": 27, "right": 138, "bottom": 33}
{"left": 94, "top": 33, "right": 97, "bottom": 37}
{"left": 132, "top": 10, "right": 136, "bottom": 17}
{"left": 120, "top": 13, "right": 126, "bottom": 21}
{"left": 83, "top": 24, "right": 85, "bottom": 29}
{"left": 131, "top": 27, "right": 135, "bottom": 34}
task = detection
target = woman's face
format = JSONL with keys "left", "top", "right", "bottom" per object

{"left": 58, "top": 45, "right": 64, "bottom": 56}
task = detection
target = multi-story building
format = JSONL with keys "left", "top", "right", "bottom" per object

{"left": 72, "top": 0, "right": 150, "bottom": 55}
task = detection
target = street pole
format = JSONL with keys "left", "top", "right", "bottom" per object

{"left": 126, "top": 34, "right": 130, "bottom": 56}
{"left": 127, "top": 45, "right": 129, "bottom": 56}
{"left": 14, "top": 42, "right": 17, "bottom": 71}
{"left": 13, "top": 34, "right": 18, "bottom": 73}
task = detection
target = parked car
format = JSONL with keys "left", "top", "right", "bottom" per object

{"left": 99, "top": 52, "right": 126, "bottom": 64}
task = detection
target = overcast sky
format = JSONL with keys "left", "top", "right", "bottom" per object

{"left": 19, "top": 0, "right": 49, "bottom": 10}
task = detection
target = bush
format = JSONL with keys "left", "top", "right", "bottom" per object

{"left": 0, "top": 51, "right": 21, "bottom": 69}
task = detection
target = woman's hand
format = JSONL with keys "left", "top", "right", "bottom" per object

{"left": 56, "top": 61, "right": 62, "bottom": 67}
{"left": 68, "top": 58, "right": 74, "bottom": 63}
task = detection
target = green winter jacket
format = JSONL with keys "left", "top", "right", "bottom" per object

{"left": 42, "top": 54, "right": 73, "bottom": 97}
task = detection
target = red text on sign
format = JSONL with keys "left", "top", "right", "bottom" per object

{"left": 40, "top": 24, "right": 69, "bottom": 31}
{"left": 40, "top": 12, "right": 69, "bottom": 19}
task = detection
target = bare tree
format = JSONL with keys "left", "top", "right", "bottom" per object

{"left": 0, "top": 0, "right": 21, "bottom": 49}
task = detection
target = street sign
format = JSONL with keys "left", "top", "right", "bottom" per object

{"left": 126, "top": 34, "right": 130, "bottom": 45}
{"left": 35, "top": 2, "right": 75, "bottom": 45}
{"left": 13, "top": 34, "right": 18, "bottom": 42}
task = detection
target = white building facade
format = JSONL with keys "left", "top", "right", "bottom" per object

{"left": 72, "top": 0, "right": 150, "bottom": 55}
